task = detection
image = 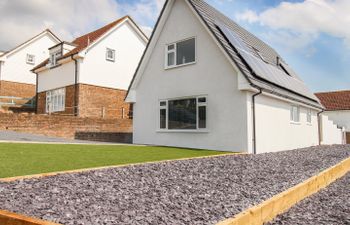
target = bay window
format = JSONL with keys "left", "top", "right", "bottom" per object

{"left": 46, "top": 88, "right": 65, "bottom": 113}
{"left": 166, "top": 37, "right": 196, "bottom": 68}
{"left": 159, "top": 96, "right": 207, "bottom": 130}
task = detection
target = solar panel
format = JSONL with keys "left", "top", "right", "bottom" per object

{"left": 217, "top": 22, "right": 318, "bottom": 101}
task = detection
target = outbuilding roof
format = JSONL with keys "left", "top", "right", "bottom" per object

{"left": 315, "top": 90, "right": 350, "bottom": 111}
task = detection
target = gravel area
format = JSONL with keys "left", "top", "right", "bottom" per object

{"left": 0, "top": 145, "right": 349, "bottom": 225}
{"left": 268, "top": 172, "right": 350, "bottom": 225}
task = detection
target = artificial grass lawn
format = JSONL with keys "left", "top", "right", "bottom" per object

{"left": 0, "top": 143, "right": 227, "bottom": 178}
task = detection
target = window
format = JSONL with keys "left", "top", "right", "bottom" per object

{"left": 106, "top": 48, "right": 115, "bottom": 62}
{"left": 290, "top": 105, "right": 300, "bottom": 123}
{"left": 166, "top": 38, "right": 195, "bottom": 68}
{"left": 307, "top": 109, "right": 312, "bottom": 123}
{"left": 159, "top": 96, "right": 207, "bottom": 130}
{"left": 26, "top": 54, "right": 35, "bottom": 64}
{"left": 46, "top": 88, "right": 65, "bottom": 113}
{"left": 49, "top": 51, "right": 62, "bottom": 67}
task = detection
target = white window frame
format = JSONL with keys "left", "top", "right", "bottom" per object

{"left": 49, "top": 51, "right": 62, "bottom": 67}
{"left": 106, "top": 48, "right": 115, "bottom": 62}
{"left": 306, "top": 108, "right": 312, "bottom": 124}
{"left": 158, "top": 95, "right": 207, "bottom": 132}
{"left": 165, "top": 37, "right": 196, "bottom": 69}
{"left": 46, "top": 88, "right": 66, "bottom": 113}
{"left": 26, "top": 54, "right": 35, "bottom": 65}
{"left": 290, "top": 105, "right": 300, "bottom": 124}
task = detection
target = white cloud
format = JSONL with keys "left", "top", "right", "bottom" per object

{"left": 0, "top": 0, "right": 164, "bottom": 50}
{"left": 236, "top": 0, "right": 350, "bottom": 49}
{"left": 236, "top": 10, "right": 259, "bottom": 23}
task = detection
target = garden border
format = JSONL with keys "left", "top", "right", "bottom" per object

{"left": 0, "top": 210, "right": 61, "bottom": 225}
{"left": 216, "top": 156, "right": 350, "bottom": 225}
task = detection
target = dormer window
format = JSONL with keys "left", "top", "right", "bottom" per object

{"left": 49, "top": 51, "right": 62, "bottom": 67}
{"left": 26, "top": 54, "right": 35, "bottom": 65}
{"left": 165, "top": 37, "right": 196, "bottom": 69}
{"left": 106, "top": 48, "right": 115, "bottom": 62}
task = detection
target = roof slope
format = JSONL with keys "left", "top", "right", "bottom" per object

{"left": 33, "top": 16, "right": 146, "bottom": 71}
{"left": 187, "top": 0, "right": 321, "bottom": 108}
{"left": 315, "top": 90, "right": 350, "bottom": 111}
{"left": 0, "top": 29, "right": 60, "bottom": 59}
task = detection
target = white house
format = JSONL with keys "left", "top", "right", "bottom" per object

{"left": 126, "top": 0, "right": 327, "bottom": 153}
{"left": 316, "top": 90, "right": 350, "bottom": 144}
{"left": 0, "top": 30, "right": 60, "bottom": 99}
{"left": 33, "top": 16, "right": 147, "bottom": 118}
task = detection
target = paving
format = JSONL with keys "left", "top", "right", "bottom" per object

{"left": 0, "top": 130, "right": 118, "bottom": 145}
{"left": 0, "top": 145, "right": 349, "bottom": 225}
{"left": 268, "top": 172, "right": 350, "bottom": 225}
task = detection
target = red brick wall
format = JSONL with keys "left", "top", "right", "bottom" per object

{"left": 37, "top": 84, "right": 131, "bottom": 119}
{"left": 77, "top": 84, "right": 131, "bottom": 119}
{"left": 0, "top": 113, "right": 132, "bottom": 142}
{"left": 0, "top": 80, "right": 36, "bottom": 98}
{"left": 37, "top": 85, "right": 77, "bottom": 115}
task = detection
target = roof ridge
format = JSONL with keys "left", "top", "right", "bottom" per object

{"left": 72, "top": 15, "right": 129, "bottom": 43}
{"left": 315, "top": 89, "right": 350, "bottom": 94}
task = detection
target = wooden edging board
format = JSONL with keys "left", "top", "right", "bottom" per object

{"left": 216, "top": 156, "right": 350, "bottom": 225}
{"left": 0, "top": 210, "right": 61, "bottom": 225}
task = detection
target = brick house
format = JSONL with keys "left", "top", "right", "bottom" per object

{"left": 0, "top": 30, "right": 60, "bottom": 99}
{"left": 316, "top": 90, "right": 350, "bottom": 143}
{"left": 32, "top": 16, "right": 148, "bottom": 119}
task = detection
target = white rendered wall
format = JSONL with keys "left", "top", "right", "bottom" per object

{"left": 320, "top": 114, "right": 344, "bottom": 144}
{"left": 132, "top": 0, "right": 249, "bottom": 152}
{"left": 1, "top": 34, "right": 59, "bottom": 84}
{"left": 79, "top": 21, "right": 146, "bottom": 90}
{"left": 323, "top": 110, "right": 350, "bottom": 132}
{"left": 252, "top": 94, "right": 319, "bottom": 153}
{"left": 37, "top": 61, "right": 76, "bottom": 92}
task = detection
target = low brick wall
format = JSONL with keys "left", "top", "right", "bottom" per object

{"left": 0, "top": 80, "right": 36, "bottom": 98}
{"left": 0, "top": 113, "right": 132, "bottom": 142}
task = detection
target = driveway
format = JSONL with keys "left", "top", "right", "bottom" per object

{"left": 0, "top": 130, "right": 114, "bottom": 144}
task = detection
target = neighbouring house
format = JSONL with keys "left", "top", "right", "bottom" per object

{"left": 0, "top": 30, "right": 60, "bottom": 99}
{"left": 126, "top": 0, "right": 329, "bottom": 153}
{"left": 316, "top": 90, "right": 350, "bottom": 144}
{"left": 32, "top": 16, "right": 148, "bottom": 119}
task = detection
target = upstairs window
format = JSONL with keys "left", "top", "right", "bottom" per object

{"left": 290, "top": 105, "right": 300, "bottom": 123}
{"left": 166, "top": 37, "right": 195, "bottom": 68}
{"left": 159, "top": 96, "right": 207, "bottom": 130}
{"left": 307, "top": 108, "right": 312, "bottom": 123}
{"left": 26, "top": 54, "right": 35, "bottom": 65}
{"left": 106, "top": 48, "right": 115, "bottom": 62}
{"left": 49, "top": 51, "right": 62, "bottom": 67}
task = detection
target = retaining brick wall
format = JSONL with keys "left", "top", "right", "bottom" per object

{"left": 0, "top": 80, "right": 36, "bottom": 98}
{"left": 0, "top": 113, "right": 132, "bottom": 143}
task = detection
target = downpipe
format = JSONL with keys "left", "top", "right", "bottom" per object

{"left": 252, "top": 89, "right": 262, "bottom": 154}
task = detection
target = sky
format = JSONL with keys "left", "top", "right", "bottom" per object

{"left": 0, "top": 0, "right": 349, "bottom": 92}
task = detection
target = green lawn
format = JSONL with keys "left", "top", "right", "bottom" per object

{"left": 0, "top": 143, "right": 227, "bottom": 178}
